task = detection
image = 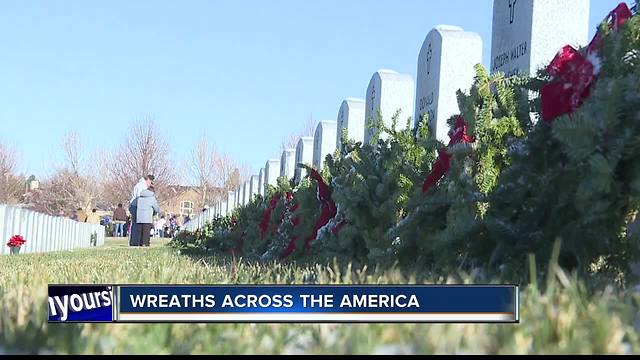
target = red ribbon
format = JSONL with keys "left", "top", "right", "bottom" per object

{"left": 225, "top": 217, "right": 244, "bottom": 256}
{"left": 540, "top": 46, "right": 595, "bottom": 121}
{"left": 282, "top": 235, "right": 298, "bottom": 258}
{"left": 588, "top": 3, "right": 633, "bottom": 54}
{"left": 259, "top": 193, "right": 281, "bottom": 239}
{"left": 422, "top": 116, "right": 475, "bottom": 194}
{"left": 273, "top": 191, "right": 295, "bottom": 236}
{"left": 282, "top": 166, "right": 344, "bottom": 258}
{"left": 541, "top": 3, "right": 632, "bottom": 122}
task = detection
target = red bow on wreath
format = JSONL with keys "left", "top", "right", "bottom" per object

{"left": 259, "top": 193, "right": 281, "bottom": 239}
{"left": 274, "top": 191, "right": 295, "bottom": 236}
{"left": 282, "top": 165, "right": 345, "bottom": 258}
{"left": 422, "top": 116, "right": 475, "bottom": 194}
{"left": 226, "top": 217, "right": 244, "bottom": 256}
{"left": 541, "top": 3, "right": 632, "bottom": 122}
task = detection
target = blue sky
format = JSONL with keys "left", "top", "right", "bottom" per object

{"left": 0, "top": 0, "right": 627, "bottom": 180}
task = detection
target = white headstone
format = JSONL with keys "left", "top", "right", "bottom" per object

{"left": 415, "top": 25, "right": 483, "bottom": 143}
{"left": 250, "top": 175, "right": 260, "bottom": 200}
{"left": 221, "top": 200, "right": 228, "bottom": 216}
{"left": 313, "top": 120, "right": 338, "bottom": 170}
{"left": 227, "top": 191, "right": 236, "bottom": 213}
{"left": 280, "top": 149, "right": 296, "bottom": 179}
{"left": 242, "top": 181, "right": 250, "bottom": 205}
{"left": 294, "top": 137, "right": 314, "bottom": 184}
{"left": 364, "top": 69, "right": 415, "bottom": 143}
{"left": 265, "top": 159, "right": 281, "bottom": 193}
{"left": 490, "top": 0, "right": 590, "bottom": 77}
{"left": 258, "top": 168, "right": 266, "bottom": 196}
{"left": 0, "top": 205, "right": 7, "bottom": 255}
{"left": 337, "top": 98, "right": 366, "bottom": 149}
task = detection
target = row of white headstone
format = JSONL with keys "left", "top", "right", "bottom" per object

{"left": 0, "top": 204, "right": 106, "bottom": 255}
{"left": 185, "top": 0, "right": 592, "bottom": 232}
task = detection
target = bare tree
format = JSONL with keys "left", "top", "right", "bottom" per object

{"left": 26, "top": 169, "right": 77, "bottom": 215}
{"left": 0, "top": 142, "right": 23, "bottom": 204}
{"left": 280, "top": 113, "right": 317, "bottom": 152}
{"left": 188, "top": 136, "right": 218, "bottom": 208}
{"left": 62, "top": 132, "right": 105, "bottom": 210}
{"left": 216, "top": 153, "right": 249, "bottom": 191}
{"left": 25, "top": 132, "right": 106, "bottom": 215}
{"left": 186, "top": 136, "right": 253, "bottom": 208}
{"left": 106, "top": 115, "right": 176, "bottom": 206}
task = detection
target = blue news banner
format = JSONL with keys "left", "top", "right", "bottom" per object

{"left": 48, "top": 285, "right": 518, "bottom": 323}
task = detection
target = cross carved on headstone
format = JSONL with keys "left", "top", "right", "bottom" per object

{"left": 426, "top": 43, "right": 433, "bottom": 75}
{"left": 509, "top": 0, "right": 517, "bottom": 24}
{"left": 370, "top": 85, "right": 376, "bottom": 112}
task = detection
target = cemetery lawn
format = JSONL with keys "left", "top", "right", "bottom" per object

{"left": 1, "top": 244, "right": 639, "bottom": 355}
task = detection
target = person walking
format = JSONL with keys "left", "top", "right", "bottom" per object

{"left": 135, "top": 186, "right": 160, "bottom": 247}
{"left": 113, "top": 203, "right": 127, "bottom": 237}
{"left": 76, "top": 208, "right": 88, "bottom": 223}
{"left": 155, "top": 215, "right": 167, "bottom": 238}
{"left": 129, "top": 175, "right": 154, "bottom": 246}
{"left": 169, "top": 215, "right": 177, "bottom": 238}
{"left": 86, "top": 209, "right": 101, "bottom": 224}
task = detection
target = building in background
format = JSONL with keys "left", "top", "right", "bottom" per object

{"left": 159, "top": 185, "right": 224, "bottom": 217}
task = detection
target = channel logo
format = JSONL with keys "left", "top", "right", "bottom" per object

{"left": 48, "top": 285, "right": 115, "bottom": 322}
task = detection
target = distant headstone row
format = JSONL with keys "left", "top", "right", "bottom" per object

{"left": 185, "top": 0, "right": 591, "bottom": 225}
{"left": 0, "top": 205, "right": 105, "bottom": 255}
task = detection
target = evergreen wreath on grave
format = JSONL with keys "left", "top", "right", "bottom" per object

{"left": 392, "top": 64, "right": 529, "bottom": 272}
{"left": 484, "top": 3, "right": 640, "bottom": 281}
{"left": 310, "top": 113, "right": 436, "bottom": 266}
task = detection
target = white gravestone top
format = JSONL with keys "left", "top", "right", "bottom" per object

{"left": 364, "top": 69, "right": 415, "bottom": 143}
{"left": 258, "top": 168, "right": 265, "bottom": 196}
{"left": 294, "top": 136, "right": 314, "bottom": 184}
{"left": 265, "top": 159, "right": 281, "bottom": 193}
{"left": 313, "top": 120, "right": 338, "bottom": 170}
{"left": 280, "top": 149, "right": 296, "bottom": 179}
{"left": 242, "top": 181, "right": 250, "bottom": 205}
{"left": 250, "top": 175, "right": 260, "bottom": 200}
{"left": 415, "top": 25, "right": 483, "bottom": 143}
{"left": 491, "top": 0, "right": 590, "bottom": 77}
{"left": 336, "top": 98, "right": 366, "bottom": 149}
{"left": 227, "top": 191, "right": 235, "bottom": 212}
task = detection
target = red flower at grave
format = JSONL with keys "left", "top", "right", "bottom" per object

{"left": 7, "top": 235, "right": 26, "bottom": 248}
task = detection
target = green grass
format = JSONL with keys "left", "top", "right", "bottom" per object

{"left": 0, "top": 243, "right": 639, "bottom": 354}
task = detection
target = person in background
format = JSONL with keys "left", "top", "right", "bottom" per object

{"left": 135, "top": 185, "right": 160, "bottom": 247}
{"left": 102, "top": 214, "right": 112, "bottom": 233}
{"left": 123, "top": 215, "right": 131, "bottom": 237}
{"left": 113, "top": 203, "right": 127, "bottom": 237}
{"left": 169, "top": 215, "right": 178, "bottom": 238}
{"left": 155, "top": 215, "right": 167, "bottom": 238}
{"left": 76, "top": 208, "right": 88, "bottom": 223}
{"left": 129, "top": 174, "right": 154, "bottom": 246}
{"left": 86, "top": 208, "right": 101, "bottom": 224}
